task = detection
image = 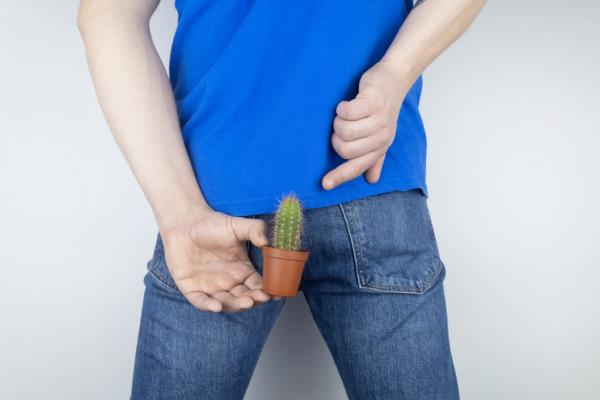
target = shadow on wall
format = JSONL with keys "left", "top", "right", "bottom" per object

{"left": 246, "top": 296, "right": 347, "bottom": 400}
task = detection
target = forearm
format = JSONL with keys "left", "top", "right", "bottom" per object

{"left": 381, "top": 0, "right": 486, "bottom": 97}
{"left": 78, "top": 2, "right": 210, "bottom": 232}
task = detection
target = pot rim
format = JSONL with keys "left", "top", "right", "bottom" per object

{"left": 262, "top": 245, "right": 310, "bottom": 261}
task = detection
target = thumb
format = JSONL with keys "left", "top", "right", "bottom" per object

{"left": 232, "top": 216, "right": 270, "bottom": 248}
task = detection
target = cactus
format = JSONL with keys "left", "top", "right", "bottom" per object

{"left": 270, "top": 192, "right": 304, "bottom": 251}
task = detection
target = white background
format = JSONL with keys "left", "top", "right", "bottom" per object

{"left": 1, "top": 1, "right": 598, "bottom": 399}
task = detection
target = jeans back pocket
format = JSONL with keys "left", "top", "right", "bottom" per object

{"left": 339, "top": 189, "right": 445, "bottom": 294}
{"left": 146, "top": 234, "right": 182, "bottom": 294}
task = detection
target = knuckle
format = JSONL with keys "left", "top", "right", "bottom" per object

{"left": 331, "top": 134, "right": 341, "bottom": 150}
{"left": 350, "top": 164, "right": 363, "bottom": 178}
{"left": 338, "top": 143, "right": 353, "bottom": 159}
{"left": 338, "top": 129, "right": 353, "bottom": 141}
{"left": 377, "top": 132, "right": 390, "bottom": 147}
{"left": 331, "top": 135, "right": 344, "bottom": 156}
{"left": 334, "top": 121, "right": 353, "bottom": 140}
{"left": 336, "top": 103, "right": 349, "bottom": 118}
{"left": 333, "top": 116, "right": 343, "bottom": 131}
{"left": 346, "top": 123, "right": 360, "bottom": 136}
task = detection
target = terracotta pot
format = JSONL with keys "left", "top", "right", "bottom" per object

{"left": 262, "top": 245, "right": 310, "bottom": 297}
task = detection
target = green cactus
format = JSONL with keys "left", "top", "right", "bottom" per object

{"left": 271, "top": 192, "right": 304, "bottom": 251}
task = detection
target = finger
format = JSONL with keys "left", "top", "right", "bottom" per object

{"left": 331, "top": 132, "right": 384, "bottom": 160}
{"left": 185, "top": 291, "right": 223, "bottom": 313}
{"left": 229, "top": 284, "right": 250, "bottom": 297}
{"left": 229, "top": 284, "right": 251, "bottom": 297}
{"left": 333, "top": 115, "right": 384, "bottom": 142}
{"left": 272, "top": 295, "right": 284, "bottom": 301}
{"left": 241, "top": 272, "right": 271, "bottom": 303}
{"left": 227, "top": 260, "right": 257, "bottom": 284}
{"left": 322, "top": 150, "right": 381, "bottom": 190}
{"left": 243, "top": 271, "right": 264, "bottom": 290}
{"left": 336, "top": 97, "right": 376, "bottom": 121}
{"left": 231, "top": 216, "right": 269, "bottom": 248}
{"left": 230, "top": 281, "right": 270, "bottom": 305}
{"left": 212, "top": 291, "right": 255, "bottom": 312}
{"left": 177, "top": 272, "right": 238, "bottom": 295}
{"left": 246, "top": 288, "right": 271, "bottom": 304}
{"left": 364, "top": 155, "right": 385, "bottom": 183}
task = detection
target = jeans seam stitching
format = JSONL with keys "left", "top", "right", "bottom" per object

{"left": 338, "top": 203, "right": 363, "bottom": 289}
{"left": 147, "top": 267, "right": 182, "bottom": 294}
{"left": 147, "top": 251, "right": 182, "bottom": 294}
{"left": 360, "top": 259, "right": 445, "bottom": 294}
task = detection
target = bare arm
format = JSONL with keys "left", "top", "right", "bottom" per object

{"left": 380, "top": 0, "right": 487, "bottom": 96}
{"left": 322, "top": 0, "right": 487, "bottom": 190}
{"left": 77, "top": 0, "right": 206, "bottom": 231}
{"left": 77, "top": 0, "right": 273, "bottom": 312}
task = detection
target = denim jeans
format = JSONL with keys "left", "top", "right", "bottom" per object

{"left": 131, "top": 189, "right": 459, "bottom": 399}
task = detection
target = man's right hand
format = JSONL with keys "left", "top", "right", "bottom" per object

{"left": 78, "top": 0, "right": 280, "bottom": 314}
{"left": 161, "top": 208, "right": 278, "bottom": 313}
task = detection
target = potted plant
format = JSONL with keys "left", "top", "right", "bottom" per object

{"left": 262, "top": 192, "right": 310, "bottom": 297}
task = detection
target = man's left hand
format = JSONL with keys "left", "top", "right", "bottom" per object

{"left": 322, "top": 62, "right": 407, "bottom": 190}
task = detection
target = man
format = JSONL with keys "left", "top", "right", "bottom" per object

{"left": 78, "top": 0, "right": 485, "bottom": 398}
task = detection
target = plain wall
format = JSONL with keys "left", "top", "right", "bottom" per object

{"left": 1, "top": 1, "right": 598, "bottom": 399}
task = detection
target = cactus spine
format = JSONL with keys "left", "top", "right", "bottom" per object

{"left": 272, "top": 193, "right": 304, "bottom": 251}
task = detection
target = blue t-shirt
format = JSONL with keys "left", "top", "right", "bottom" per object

{"left": 169, "top": 0, "right": 428, "bottom": 217}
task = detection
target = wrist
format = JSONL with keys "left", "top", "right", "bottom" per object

{"left": 155, "top": 198, "right": 214, "bottom": 236}
{"left": 378, "top": 55, "right": 419, "bottom": 88}
{"left": 363, "top": 61, "right": 411, "bottom": 115}
{"left": 376, "top": 59, "right": 416, "bottom": 108}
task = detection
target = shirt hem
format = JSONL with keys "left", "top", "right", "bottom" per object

{"left": 207, "top": 175, "right": 429, "bottom": 217}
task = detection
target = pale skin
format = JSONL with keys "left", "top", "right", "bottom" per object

{"left": 77, "top": 0, "right": 486, "bottom": 313}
